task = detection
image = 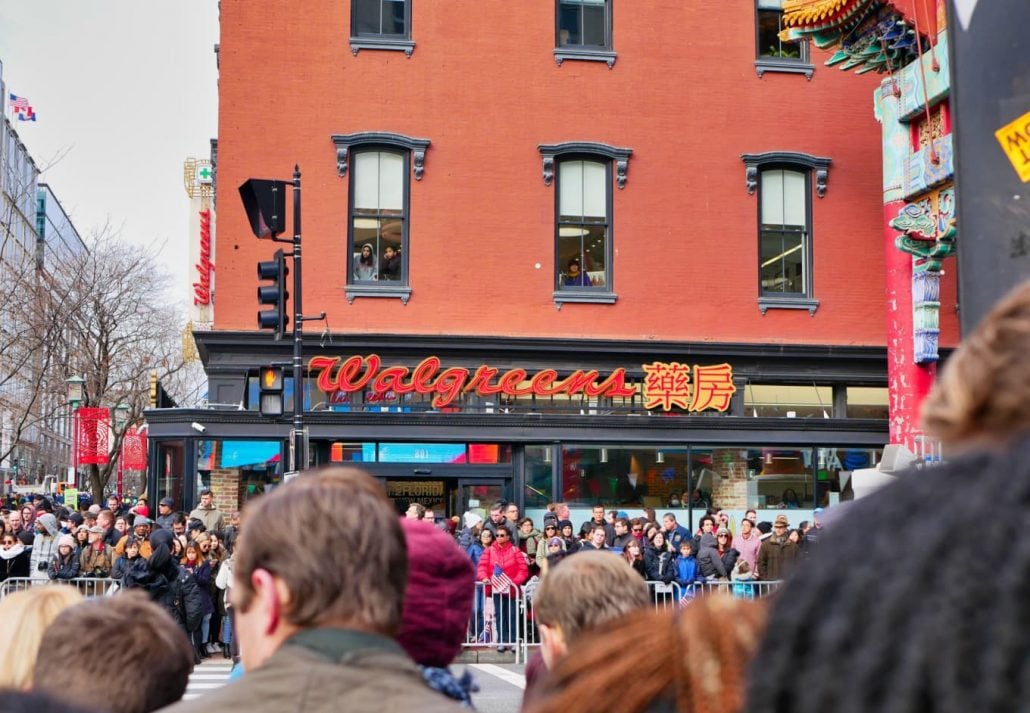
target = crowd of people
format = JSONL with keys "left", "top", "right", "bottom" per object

{"left": 1, "top": 489, "right": 240, "bottom": 666}
{"left": 0, "top": 280, "right": 1025, "bottom": 713}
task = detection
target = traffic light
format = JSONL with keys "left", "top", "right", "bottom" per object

{"left": 258, "top": 365, "right": 285, "bottom": 418}
{"left": 257, "top": 249, "right": 289, "bottom": 340}
{"left": 239, "top": 179, "right": 288, "bottom": 238}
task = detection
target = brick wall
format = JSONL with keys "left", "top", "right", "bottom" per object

{"left": 212, "top": 0, "right": 926, "bottom": 349}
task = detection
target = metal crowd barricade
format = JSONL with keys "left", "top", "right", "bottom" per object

{"left": 694, "top": 579, "right": 783, "bottom": 599}
{"left": 648, "top": 580, "right": 685, "bottom": 609}
{"left": 463, "top": 581, "right": 526, "bottom": 663}
{"left": 0, "top": 577, "right": 119, "bottom": 601}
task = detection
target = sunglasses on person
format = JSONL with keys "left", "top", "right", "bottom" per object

{"left": 1, "top": 539, "right": 15, "bottom": 546}
{"left": 495, "top": 532, "right": 509, "bottom": 539}
{"left": 632, "top": 527, "right": 643, "bottom": 533}
{"left": 718, "top": 534, "right": 729, "bottom": 538}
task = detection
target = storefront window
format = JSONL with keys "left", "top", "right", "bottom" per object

{"left": 196, "top": 439, "right": 284, "bottom": 515}
{"left": 846, "top": 387, "right": 889, "bottom": 419}
{"left": 155, "top": 440, "right": 185, "bottom": 511}
{"left": 559, "top": 445, "right": 689, "bottom": 507}
{"left": 816, "top": 447, "right": 882, "bottom": 505}
{"left": 744, "top": 384, "right": 832, "bottom": 418}
{"left": 525, "top": 446, "right": 554, "bottom": 509}
{"left": 691, "top": 446, "right": 814, "bottom": 512}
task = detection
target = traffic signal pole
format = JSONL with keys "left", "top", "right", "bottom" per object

{"left": 239, "top": 166, "right": 324, "bottom": 474}
{"left": 290, "top": 165, "right": 305, "bottom": 473}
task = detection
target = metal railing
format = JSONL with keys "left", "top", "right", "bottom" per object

{"left": 462, "top": 577, "right": 782, "bottom": 662}
{"left": 0, "top": 577, "right": 119, "bottom": 600}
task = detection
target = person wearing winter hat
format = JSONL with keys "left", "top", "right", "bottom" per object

{"left": 757, "top": 514, "right": 798, "bottom": 582}
{"left": 397, "top": 519, "right": 477, "bottom": 708}
{"left": 30, "top": 513, "right": 61, "bottom": 582}
{"left": 47, "top": 534, "right": 80, "bottom": 580}
{"left": 540, "top": 536, "right": 567, "bottom": 577}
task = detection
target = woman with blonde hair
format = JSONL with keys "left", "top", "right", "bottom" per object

{"left": 527, "top": 595, "right": 766, "bottom": 713}
{"left": 0, "top": 586, "right": 84, "bottom": 688}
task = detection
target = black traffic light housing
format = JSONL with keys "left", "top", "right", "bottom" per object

{"left": 258, "top": 365, "right": 285, "bottom": 418}
{"left": 239, "top": 179, "right": 288, "bottom": 238}
{"left": 257, "top": 249, "right": 289, "bottom": 340}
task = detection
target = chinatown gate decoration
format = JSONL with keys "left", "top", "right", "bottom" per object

{"left": 309, "top": 355, "right": 737, "bottom": 413}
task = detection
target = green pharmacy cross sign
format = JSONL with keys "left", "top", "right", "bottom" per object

{"left": 196, "top": 165, "right": 213, "bottom": 184}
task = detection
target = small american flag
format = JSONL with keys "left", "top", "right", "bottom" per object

{"left": 490, "top": 564, "right": 513, "bottom": 593}
{"left": 9, "top": 93, "right": 36, "bottom": 122}
{"left": 678, "top": 592, "right": 695, "bottom": 608}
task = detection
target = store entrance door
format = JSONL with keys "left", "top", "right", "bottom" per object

{"left": 458, "top": 478, "right": 511, "bottom": 519}
{"left": 382, "top": 476, "right": 512, "bottom": 523}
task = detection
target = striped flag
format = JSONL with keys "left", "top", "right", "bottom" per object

{"left": 9, "top": 93, "right": 37, "bottom": 122}
{"left": 490, "top": 564, "right": 513, "bottom": 594}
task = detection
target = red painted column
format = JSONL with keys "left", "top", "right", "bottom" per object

{"left": 883, "top": 199, "right": 936, "bottom": 451}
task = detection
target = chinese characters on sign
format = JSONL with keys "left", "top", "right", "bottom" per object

{"left": 641, "top": 362, "right": 736, "bottom": 412}
{"left": 309, "top": 355, "right": 735, "bottom": 412}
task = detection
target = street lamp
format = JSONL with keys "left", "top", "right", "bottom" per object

{"left": 114, "top": 403, "right": 130, "bottom": 500}
{"left": 66, "top": 376, "right": 85, "bottom": 488}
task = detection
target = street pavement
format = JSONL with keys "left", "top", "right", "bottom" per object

{"left": 180, "top": 659, "right": 526, "bottom": 710}
{"left": 183, "top": 659, "right": 233, "bottom": 701}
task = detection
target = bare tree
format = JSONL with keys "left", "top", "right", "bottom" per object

{"left": 46, "top": 233, "right": 190, "bottom": 497}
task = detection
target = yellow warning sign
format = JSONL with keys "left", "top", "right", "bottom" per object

{"left": 995, "top": 110, "right": 1030, "bottom": 183}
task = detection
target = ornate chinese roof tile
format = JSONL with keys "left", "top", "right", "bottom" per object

{"left": 781, "top": 0, "right": 926, "bottom": 74}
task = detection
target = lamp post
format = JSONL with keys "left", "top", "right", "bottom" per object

{"left": 114, "top": 403, "right": 129, "bottom": 500}
{"left": 66, "top": 376, "right": 84, "bottom": 489}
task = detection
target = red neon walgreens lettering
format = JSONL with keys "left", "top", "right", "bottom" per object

{"left": 433, "top": 368, "right": 471, "bottom": 408}
{"left": 529, "top": 369, "right": 560, "bottom": 396}
{"left": 309, "top": 356, "right": 341, "bottom": 393}
{"left": 498, "top": 369, "right": 530, "bottom": 396}
{"left": 464, "top": 365, "right": 500, "bottom": 395}
{"left": 586, "top": 369, "right": 635, "bottom": 398}
{"left": 554, "top": 370, "right": 602, "bottom": 395}
{"left": 337, "top": 354, "right": 380, "bottom": 392}
{"left": 373, "top": 365, "right": 414, "bottom": 396}
{"left": 411, "top": 357, "right": 443, "bottom": 393}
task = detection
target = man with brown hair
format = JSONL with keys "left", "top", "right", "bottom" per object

{"left": 32, "top": 592, "right": 193, "bottom": 713}
{"left": 161, "top": 466, "right": 464, "bottom": 713}
{"left": 522, "top": 551, "right": 651, "bottom": 710}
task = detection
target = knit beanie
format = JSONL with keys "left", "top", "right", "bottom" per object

{"left": 58, "top": 534, "right": 76, "bottom": 549}
{"left": 396, "top": 519, "right": 475, "bottom": 668}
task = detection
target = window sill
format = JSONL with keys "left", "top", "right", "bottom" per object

{"left": 554, "top": 48, "right": 617, "bottom": 68}
{"left": 553, "top": 290, "right": 618, "bottom": 309}
{"left": 758, "top": 296, "right": 820, "bottom": 315}
{"left": 350, "top": 38, "right": 415, "bottom": 57}
{"left": 754, "top": 59, "right": 814, "bottom": 80}
{"left": 345, "top": 285, "right": 412, "bottom": 304}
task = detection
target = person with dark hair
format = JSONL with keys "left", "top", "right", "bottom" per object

{"left": 476, "top": 522, "right": 528, "bottom": 653}
{"left": 746, "top": 440, "right": 1030, "bottom": 713}
{"left": 379, "top": 244, "right": 402, "bottom": 280}
{"left": 621, "top": 537, "right": 646, "bottom": 579}
{"left": 483, "top": 501, "right": 517, "bottom": 542}
{"left": 576, "top": 525, "right": 609, "bottom": 553}
{"left": 354, "top": 243, "right": 377, "bottom": 281}
{"left": 580, "top": 505, "right": 615, "bottom": 547}
{"left": 122, "top": 528, "right": 204, "bottom": 660}
{"left": 644, "top": 530, "right": 675, "bottom": 585}
{"left": 189, "top": 489, "right": 224, "bottom": 533}
{"left": 32, "top": 592, "right": 194, "bottom": 713}
{"left": 562, "top": 257, "right": 592, "bottom": 287}
{"left": 0, "top": 530, "right": 31, "bottom": 581}
{"left": 527, "top": 596, "right": 767, "bottom": 713}
{"left": 112, "top": 535, "right": 143, "bottom": 581}
{"left": 558, "top": 520, "right": 576, "bottom": 552}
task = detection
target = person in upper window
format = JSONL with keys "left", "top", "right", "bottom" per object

{"left": 562, "top": 258, "right": 593, "bottom": 287}
{"left": 379, "top": 245, "right": 401, "bottom": 280}
{"left": 354, "top": 243, "right": 377, "bottom": 280}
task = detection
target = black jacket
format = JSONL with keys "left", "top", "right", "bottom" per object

{"left": 123, "top": 559, "right": 205, "bottom": 634}
{"left": 645, "top": 548, "right": 676, "bottom": 583}
{"left": 0, "top": 547, "right": 30, "bottom": 581}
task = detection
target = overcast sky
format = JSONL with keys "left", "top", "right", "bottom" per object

{"left": 0, "top": 2, "right": 219, "bottom": 303}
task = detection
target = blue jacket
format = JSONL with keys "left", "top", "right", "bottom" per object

{"left": 666, "top": 524, "right": 692, "bottom": 552}
{"left": 466, "top": 542, "right": 485, "bottom": 572}
{"left": 673, "top": 553, "right": 704, "bottom": 589}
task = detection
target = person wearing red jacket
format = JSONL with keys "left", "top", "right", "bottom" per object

{"left": 476, "top": 527, "right": 528, "bottom": 653}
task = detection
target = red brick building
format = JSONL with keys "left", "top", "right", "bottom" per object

{"left": 148, "top": 0, "right": 959, "bottom": 523}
